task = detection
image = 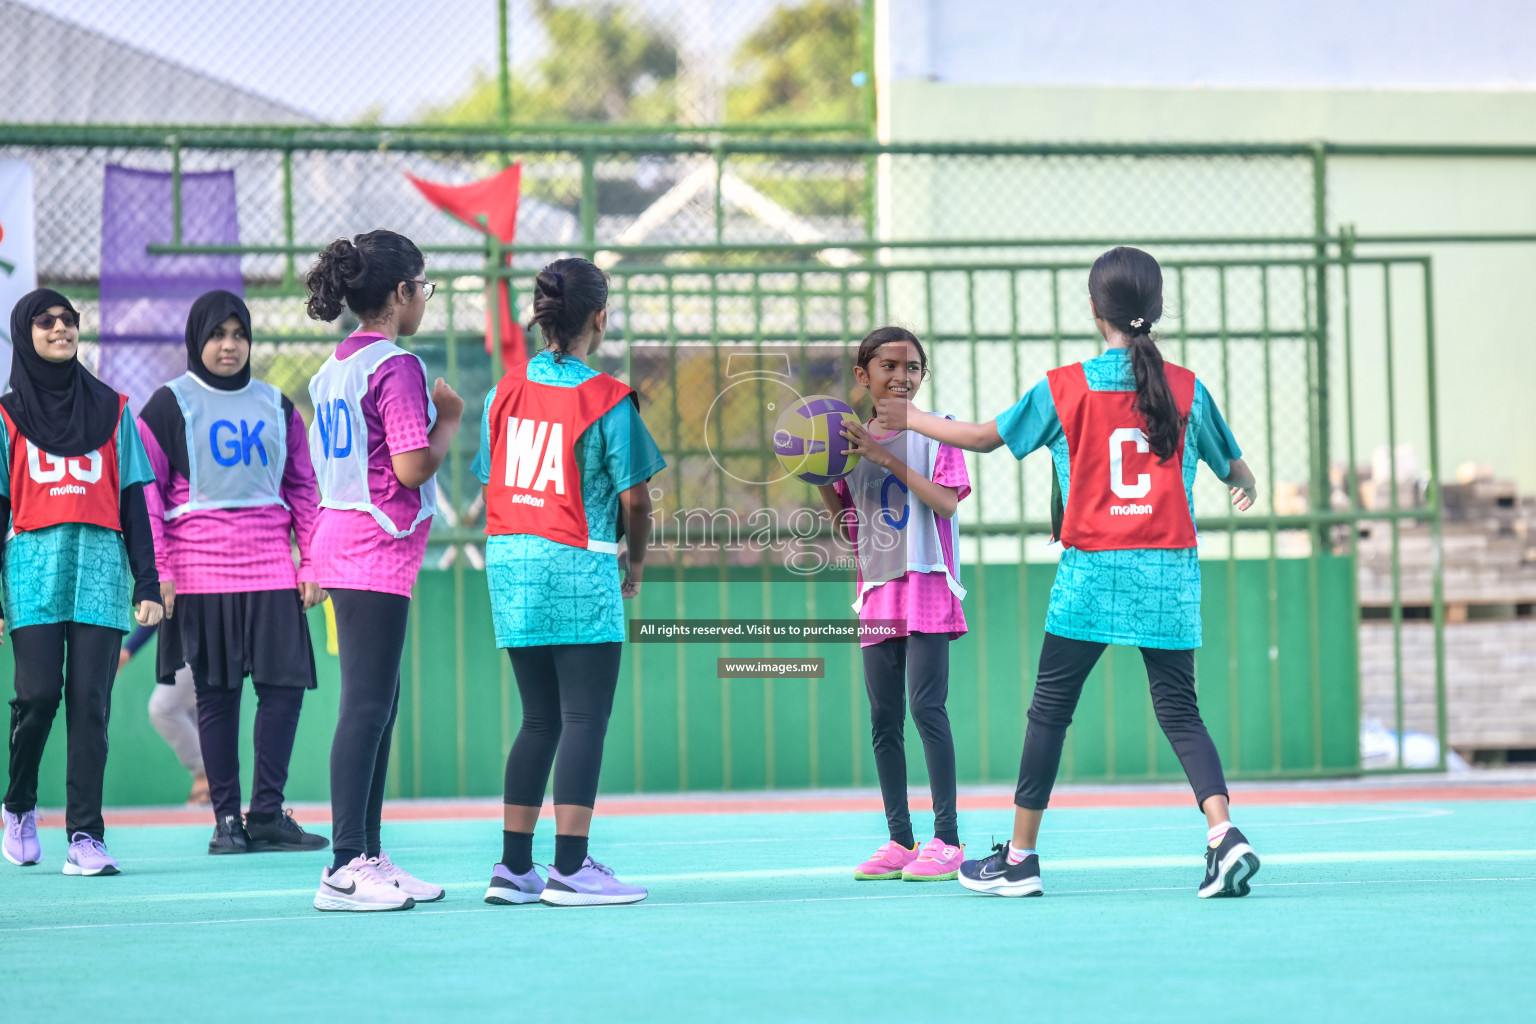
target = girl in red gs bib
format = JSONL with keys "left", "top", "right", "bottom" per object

{"left": 876, "top": 249, "right": 1263, "bottom": 901}
{"left": 1, "top": 290, "right": 163, "bottom": 877}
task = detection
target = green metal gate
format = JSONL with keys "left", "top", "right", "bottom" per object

{"left": 0, "top": 129, "right": 1451, "bottom": 804}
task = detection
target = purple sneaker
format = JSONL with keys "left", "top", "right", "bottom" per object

{"left": 62, "top": 832, "right": 119, "bottom": 876}
{"left": 540, "top": 856, "right": 647, "bottom": 907}
{"left": 3, "top": 808, "right": 42, "bottom": 866}
{"left": 484, "top": 863, "right": 545, "bottom": 905}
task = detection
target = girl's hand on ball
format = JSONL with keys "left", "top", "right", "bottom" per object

{"left": 840, "top": 418, "right": 889, "bottom": 468}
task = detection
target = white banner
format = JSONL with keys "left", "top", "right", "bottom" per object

{"left": 0, "top": 160, "right": 39, "bottom": 387}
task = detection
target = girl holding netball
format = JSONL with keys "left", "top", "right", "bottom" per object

{"left": 138, "top": 289, "right": 328, "bottom": 856}
{"left": 816, "top": 326, "right": 971, "bottom": 882}
{"left": 875, "top": 248, "right": 1262, "bottom": 899}
{"left": 1, "top": 289, "right": 163, "bottom": 876}
{"left": 475, "top": 258, "right": 664, "bottom": 908}
{"left": 304, "top": 230, "right": 463, "bottom": 912}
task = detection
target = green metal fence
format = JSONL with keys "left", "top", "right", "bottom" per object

{"left": 0, "top": 127, "right": 1470, "bottom": 802}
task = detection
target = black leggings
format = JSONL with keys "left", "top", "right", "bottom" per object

{"left": 503, "top": 643, "right": 622, "bottom": 809}
{"left": 195, "top": 683, "right": 305, "bottom": 823}
{"left": 328, "top": 589, "right": 408, "bottom": 857}
{"left": 5, "top": 622, "right": 122, "bottom": 840}
{"left": 862, "top": 633, "right": 957, "bottom": 844}
{"left": 1016, "top": 632, "right": 1229, "bottom": 811}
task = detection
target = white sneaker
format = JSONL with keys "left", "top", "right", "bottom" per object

{"left": 313, "top": 856, "right": 415, "bottom": 912}
{"left": 368, "top": 852, "right": 445, "bottom": 903}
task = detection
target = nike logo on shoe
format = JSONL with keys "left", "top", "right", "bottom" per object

{"left": 978, "top": 862, "right": 1009, "bottom": 880}
{"left": 325, "top": 879, "right": 357, "bottom": 896}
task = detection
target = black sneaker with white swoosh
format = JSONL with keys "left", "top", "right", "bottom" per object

{"left": 958, "top": 842, "right": 1044, "bottom": 897}
{"left": 1198, "top": 827, "right": 1261, "bottom": 898}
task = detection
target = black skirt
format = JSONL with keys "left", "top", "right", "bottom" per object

{"left": 157, "top": 589, "right": 318, "bottom": 690}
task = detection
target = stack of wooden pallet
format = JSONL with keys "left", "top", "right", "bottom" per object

{"left": 1356, "top": 462, "right": 1536, "bottom": 758}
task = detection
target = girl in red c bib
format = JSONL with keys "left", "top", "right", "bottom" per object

{"left": 1, "top": 289, "right": 163, "bottom": 877}
{"left": 875, "top": 248, "right": 1263, "bottom": 901}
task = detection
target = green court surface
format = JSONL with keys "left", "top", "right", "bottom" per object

{"left": 4, "top": 797, "right": 1533, "bottom": 1022}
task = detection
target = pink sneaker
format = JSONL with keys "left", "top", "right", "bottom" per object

{"left": 902, "top": 838, "right": 965, "bottom": 881}
{"left": 854, "top": 839, "right": 919, "bottom": 880}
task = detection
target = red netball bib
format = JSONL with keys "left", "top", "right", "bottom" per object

{"left": 484, "top": 364, "right": 634, "bottom": 552}
{"left": 1046, "top": 361, "right": 1197, "bottom": 551}
{"left": 2, "top": 395, "right": 127, "bottom": 534}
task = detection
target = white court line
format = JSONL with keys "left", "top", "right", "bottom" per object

{"left": 111, "top": 806, "right": 1462, "bottom": 865}
{"left": 4, "top": 876, "right": 1534, "bottom": 934}
{"left": 30, "top": 847, "right": 1536, "bottom": 907}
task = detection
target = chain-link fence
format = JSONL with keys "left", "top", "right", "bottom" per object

{"left": 5, "top": 0, "right": 872, "bottom": 130}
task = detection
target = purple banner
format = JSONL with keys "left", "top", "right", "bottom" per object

{"left": 98, "top": 165, "right": 242, "bottom": 413}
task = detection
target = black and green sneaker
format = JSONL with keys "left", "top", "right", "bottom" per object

{"left": 1198, "top": 827, "right": 1261, "bottom": 898}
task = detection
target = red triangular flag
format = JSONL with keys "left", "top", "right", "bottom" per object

{"left": 406, "top": 165, "right": 525, "bottom": 369}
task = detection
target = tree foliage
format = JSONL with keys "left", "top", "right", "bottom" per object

{"left": 422, "top": 0, "right": 677, "bottom": 125}
{"left": 726, "top": 0, "right": 862, "bottom": 124}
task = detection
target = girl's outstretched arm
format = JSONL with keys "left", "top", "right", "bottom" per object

{"left": 873, "top": 397, "right": 1004, "bottom": 453}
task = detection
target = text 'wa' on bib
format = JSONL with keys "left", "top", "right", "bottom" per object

{"left": 1, "top": 395, "right": 127, "bottom": 533}
{"left": 1046, "top": 360, "right": 1197, "bottom": 551}
{"left": 307, "top": 340, "right": 438, "bottom": 539}
{"left": 484, "top": 363, "right": 634, "bottom": 554}
{"left": 164, "top": 373, "right": 289, "bottom": 518}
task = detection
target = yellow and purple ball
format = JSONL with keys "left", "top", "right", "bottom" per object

{"left": 772, "top": 394, "right": 861, "bottom": 485}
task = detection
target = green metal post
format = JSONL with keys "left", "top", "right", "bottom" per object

{"left": 281, "top": 146, "right": 295, "bottom": 288}
{"left": 169, "top": 135, "right": 183, "bottom": 246}
{"left": 1422, "top": 260, "right": 1448, "bottom": 770}
{"left": 580, "top": 146, "right": 597, "bottom": 261}
{"left": 497, "top": 0, "right": 512, "bottom": 131}
{"left": 1311, "top": 146, "right": 1332, "bottom": 548}
{"left": 1383, "top": 266, "right": 1405, "bottom": 770}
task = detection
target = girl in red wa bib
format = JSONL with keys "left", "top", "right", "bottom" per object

{"left": 876, "top": 248, "right": 1264, "bottom": 901}
{"left": 1, "top": 289, "right": 163, "bottom": 877}
{"left": 475, "top": 259, "right": 664, "bottom": 908}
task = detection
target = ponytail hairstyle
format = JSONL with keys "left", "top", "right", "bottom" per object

{"left": 529, "top": 257, "right": 608, "bottom": 361}
{"left": 304, "top": 228, "right": 425, "bottom": 322}
{"left": 854, "top": 325, "right": 929, "bottom": 377}
{"left": 1088, "top": 246, "right": 1182, "bottom": 462}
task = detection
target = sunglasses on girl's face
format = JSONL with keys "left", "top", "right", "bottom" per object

{"left": 33, "top": 313, "right": 79, "bottom": 331}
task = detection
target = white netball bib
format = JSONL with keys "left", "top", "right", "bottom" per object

{"left": 844, "top": 418, "right": 966, "bottom": 612}
{"left": 164, "top": 373, "right": 288, "bottom": 519}
{"left": 308, "top": 340, "right": 437, "bottom": 539}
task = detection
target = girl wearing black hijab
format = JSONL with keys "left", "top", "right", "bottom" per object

{"left": 137, "top": 290, "right": 328, "bottom": 856}
{"left": 0, "top": 289, "right": 163, "bottom": 877}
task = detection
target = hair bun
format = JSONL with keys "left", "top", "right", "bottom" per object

{"left": 537, "top": 269, "right": 566, "bottom": 297}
